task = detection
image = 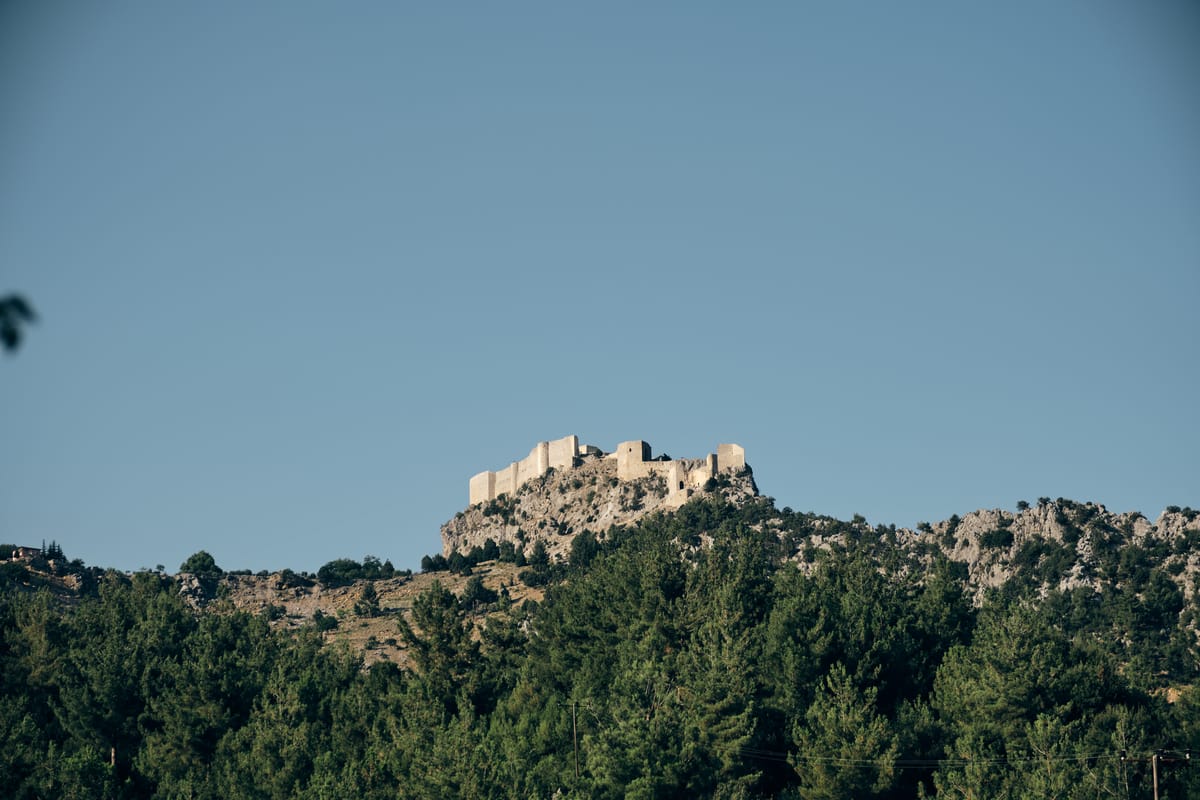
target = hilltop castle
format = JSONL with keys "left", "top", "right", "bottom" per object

{"left": 469, "top": 435, "right": 746, "bottom": 508}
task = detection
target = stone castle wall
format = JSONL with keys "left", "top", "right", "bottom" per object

{"left": 469, "top": 435, "right": 580, "bottom": 506}
{"left": 468, "top": 435, "right": 746, "bottom": 508}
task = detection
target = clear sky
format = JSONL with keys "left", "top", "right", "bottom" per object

{"left": 3, "top": 2, "right": 1197, "bottom": 574}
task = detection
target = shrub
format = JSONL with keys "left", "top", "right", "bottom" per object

{"left": 180, "top": 551, "right": 222, "bottom": 575}
{"left": 460, "top": 576, "right": 499, "bottom": 610}
{"left": 312, "top": 610, "right": 338, "bottom": 631}
{"left": 980, "top": 528, "right": 1014, "bottom": 549}
{"left": 518, "top": 567, "right": 550, "bottom": 588}
{"left": 447, "top": 552, "right": 471, "bottom": 575}
{"left": 318, "top": 559, "right": 363, "bottom": 587}
{"left": 0, "top": 561, "right": 27, "bottom": 585}
{"left": 527, "top": 541, "right": 549, "bottom": 567}
{"left": 569, "top": 530, "right": 600, "bottom": 571}
{"left": 497, "top": 541, "right": 516, "bottom": 563}
{"left": 276, "top": 568, "right": 314, "bottom": 589}
{"left": 421, "top": 553, "right": 449, "bottom": 572}
{"left": 354, "top": 583, "right": 381, "bottom": 617}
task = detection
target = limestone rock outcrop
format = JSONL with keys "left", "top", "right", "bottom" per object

{"left": 926, "top": 503, "right": 1199, "bottom": 603}
{"left": 442, "top": 449, "right": 757, "bottom": 561}
{"left": 779, "top": 499, "right": 1200, "bottom": 604}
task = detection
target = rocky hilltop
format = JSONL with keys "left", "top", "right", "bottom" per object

{"left": 738, "top": 497, "right": 1200, "bottom": 608}
{"left": 441, "top": 450, "right": 758, "bottom": 560}
{"left": 932, "top": 501, "right": 1200, "bottom": 601}
{"left": 440, "top": 438, "right": 1199, "bottom": 610}
{"left": 444, "top": 463, "right": 1199, "bottom": 610}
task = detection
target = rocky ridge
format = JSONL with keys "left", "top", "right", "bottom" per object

{"left": 768, "top": 498, "right": 1200, "bottom": 606}
{"left": 440, "top": 451, "right": 759, "bottom": 561}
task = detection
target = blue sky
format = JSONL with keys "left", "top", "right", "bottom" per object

{"left": 3, "top": 2, "right": 1197, "bottom": 573}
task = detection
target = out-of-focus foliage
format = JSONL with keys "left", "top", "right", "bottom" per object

{"left": 0, "top": 293, "right": 36, "bottom": 352}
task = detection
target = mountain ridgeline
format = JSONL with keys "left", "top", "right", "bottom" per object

{"left": 442, "top": 455, "right": 1200, "bottom": 611}
{"left": 1, "top": 488, "right": 1198, "bottom": 798}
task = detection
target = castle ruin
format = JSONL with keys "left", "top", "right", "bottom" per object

{"left": 468, "top": 435, "right": 746, "bottom": 509}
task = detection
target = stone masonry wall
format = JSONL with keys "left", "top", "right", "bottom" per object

{"left": 469, "top": 435, "right": 579, "bottom": 506}
{"left": 469, "top": 435, "right": 746, "bottom": 511}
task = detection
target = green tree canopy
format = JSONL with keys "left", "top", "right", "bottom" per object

{"left": 179, "top": 551, "right": 221, "bottom": 575}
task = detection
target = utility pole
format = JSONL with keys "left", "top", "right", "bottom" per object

{"left": 572, "top": 701, "right": 580, "bottom": 780}
{"left": 1125, "top": 747, "right": 1192, "bottom": 799}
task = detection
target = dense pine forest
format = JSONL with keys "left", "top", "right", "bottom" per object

{"left": 2, "top": 496, "right": 1199, "bottom": 798}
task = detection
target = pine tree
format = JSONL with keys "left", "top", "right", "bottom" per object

{"left": 790, "top": 663, "right": 898, "bottom": 799}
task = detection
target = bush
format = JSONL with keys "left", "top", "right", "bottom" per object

{"left": 980, "top": 528, "right": 1014, "bottom": 549}
{"left": 518, "top": 567, "right": 550, "bottom": 588}
{"left": 569, "top": 530, "right": 601, "bottom": 571}
{"left": 180, "top": 551, "right": 222, "bottom": 575}
{"left": 312, "top": 609, "right": 338, "bottom": 631}
{"left": 318, "top": 556, "right": 395, "bottom": 586}
{"left": 421, "top": 553, "right": 449, "bottom": 572}
{"left": 318, "top": 559, "right": 363, "bottom": 587}
{"left": 497, "top": 541, "right": 516, "bottom": 563}
{"left": 276, "top": 568, "right": 314, "bottom": 589}
{"left": 0, "top": 561, "right": 28, "bottom": 585}
{"left": 1012, "top": 538, "right": 1048, "bottom": 570}
{"left": 361, "top": 555, "right": 395, "bottom": 579}
{"left": 354, "top": 583, "right": 381, "bottom": 617}
{"left": 447, "top": 552, "right": 471, "bottom": 576}
{"left": 527, "top": 541, "right": 549, "bottom": 568}
{"left": 460, "top": 576, "right": 498, "bottom": 610}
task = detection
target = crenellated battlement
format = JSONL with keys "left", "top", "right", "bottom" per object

{"left": 468, "top": 435, "right": 745, "bottom": 509}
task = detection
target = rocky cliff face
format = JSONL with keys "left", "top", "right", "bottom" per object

{"left": 441, "top": 452, "right": 758, "bottom": 560}
{"left": 780, "top": 498, "right": 1200, "bottom": 604}
{"left": 920, "top": 501, "right": 1200, "bottom": 602}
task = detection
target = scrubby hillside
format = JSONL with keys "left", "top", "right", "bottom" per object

{"left": 184, "top": 562, "right": 543, "bottom": 667}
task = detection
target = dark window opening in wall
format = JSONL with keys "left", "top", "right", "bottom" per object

{"left": 678, "top": 482, "right": 684, "bottom": 490}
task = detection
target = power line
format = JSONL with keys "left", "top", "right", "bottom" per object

{"left": 735, "top": 746, "right": 1193, "bottom": 771}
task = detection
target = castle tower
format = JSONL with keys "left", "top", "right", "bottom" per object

{"left": 615, "top": 440, "right": 651, "bottom": 481}
{"left": 717, "top": 443, "right": 745, "bottom": 473}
